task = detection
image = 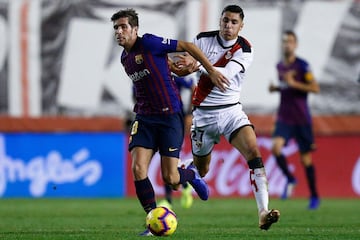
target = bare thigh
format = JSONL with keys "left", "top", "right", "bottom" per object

{"left": 131, "top": 147, "right": 154, "bottom": 180}
{"left": 230, "top": 125, "right": 261, "bottom": 161}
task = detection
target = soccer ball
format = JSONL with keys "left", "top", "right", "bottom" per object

{"left": 146, "top": 206, "right": 178, "bottom": 236}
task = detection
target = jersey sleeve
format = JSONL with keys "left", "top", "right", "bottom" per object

{"left": 301, "top": 60, "right": 315, "bottom": 83}
{"left": 142, "top": 33, "right": 178, "bottom": 55}
{"left": 212, "top": 48, "right": 253, "bottom": 81}
{"left": 231, "top": 48, "right": 254, "bottom": 73}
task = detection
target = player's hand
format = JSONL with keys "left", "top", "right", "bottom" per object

{"left": 208, "top": 69, "right": 229, "bottom": 92}
{"left": 283, "top": 70, "right": 296, "bottom": 87}
{"left": 174, "top": 53, "right": 200, "bottom": 73}
{"left": 269, "top": 83, "right": 277, "bottom": 92}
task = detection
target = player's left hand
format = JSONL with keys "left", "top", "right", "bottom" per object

{"left": 174, "top": 53, "right": 200, "bottom": 73}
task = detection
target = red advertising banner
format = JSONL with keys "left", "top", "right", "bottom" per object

{"left": 125, "top": 135, "right": 360, "bottom": 198}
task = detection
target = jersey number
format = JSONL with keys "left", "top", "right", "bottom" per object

{"left": 162, "top": 38, "right": 171, "bottom": 45}
{"left": 191, "top": 129, "right": 204, "bottom": 148}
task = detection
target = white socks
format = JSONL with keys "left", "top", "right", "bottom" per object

{"left": 250, "top": 167, "right": 269, "bottom": 213}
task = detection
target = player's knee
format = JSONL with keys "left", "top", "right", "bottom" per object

{"left": 132, "top": 162, "right": 147, "bottom": 180}
{"left": 300, "top": 154, "right": 312, "bottom": 166}
{"left": 243, "top": 144, "right": 261, "bottom": 160}
{"left": 271, "top": 145, "right": 281, "bottom": 156}
{"left": 198, "top": 167, "right": 208, "bottom": 178}
{"left": 163, "top": 174, "right": 179, "bottom": 186}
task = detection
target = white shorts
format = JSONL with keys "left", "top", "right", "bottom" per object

{"left": 191, "top": 103, "right": 252, "bottom": 156}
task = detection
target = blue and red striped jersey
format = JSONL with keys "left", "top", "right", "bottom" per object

{"left": 121, "top": 34, "right": 181, "bottom": 115}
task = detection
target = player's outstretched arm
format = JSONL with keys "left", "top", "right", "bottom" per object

{"left": 176, "top": 40, "right": 229, "bottom": 92}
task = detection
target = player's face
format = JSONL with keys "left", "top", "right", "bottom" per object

{"left": 282, "top": 34, "right": 297, "bottom": 58}
{"left": 219, "top": 11, "right": 243, "bottom": 41}
{"left": 113, "top": 17, "right": 138, "bottom": 50}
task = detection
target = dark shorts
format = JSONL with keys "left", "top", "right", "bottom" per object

{"left": 273, "top": 121, "right": 316, "bottom": 153}
{"left": 128, "top": 113, "right": 184, "bottom": 158}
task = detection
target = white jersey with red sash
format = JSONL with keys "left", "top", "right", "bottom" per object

{"left": 192, "top": 31, "right": 253, "bottom": 107}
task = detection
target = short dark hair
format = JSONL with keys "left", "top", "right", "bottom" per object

{"left": 110, "top": 8, "right": 139, "bottom": 27}
{"left": 221, "top": 5, "right": 244, "bottom": 20}
{"left": 283, "top": 30, "right": 297, "bottom": 42}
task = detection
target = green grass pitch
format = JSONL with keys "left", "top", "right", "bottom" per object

{"left": 0, "top": 197, "right": 359, "bottom": 239}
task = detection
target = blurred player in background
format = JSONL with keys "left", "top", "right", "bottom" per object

{"left": 175, "top": 5, "right": 280, "bottom": 230}
{"left": 269, "top": 30, "right": 320, "bottom": 210}
{"left": 111, "top": 8, "right": 228, "bottom": 236}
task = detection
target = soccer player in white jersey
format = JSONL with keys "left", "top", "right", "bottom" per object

{"left": 174, "top": 5, "right": 280, "bottom": 230}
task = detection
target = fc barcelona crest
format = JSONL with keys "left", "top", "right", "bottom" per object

{"left": 225, "top": 51, "right": 232, "bottom": 59}
{"left": 135, "top": 54, "right": 143, "bottom": 64}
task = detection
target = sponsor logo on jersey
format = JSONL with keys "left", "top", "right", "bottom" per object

{"left": 129, "top": 69, "right": 150, "bottom": 82}
{"left": 225, "top": 51, "right": 232, "bottom": 59}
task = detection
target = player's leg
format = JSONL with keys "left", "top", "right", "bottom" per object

{"left": 272, "top": 137, "right": 296, "bottom": 181}
{"left": 230, "top": 125, "right": 280, "bottom": 230}
{"left": 190, "top": 122, "right": 220, "bottom": 200}
{"left": 296, "top": 124, "right": 319, "bottom": 209}
{"left": 272, "top": 123, "right": 297, "bottom": 199}
{"left": 180, "top": 182, "right": 193, "bottom": 209}
{"left": 272, "top": 137, "right": 297, "bottom": 198}
{"left": 177, "top": 159, "right": 194, "bottom": 208}
{"left": 193, "top": 153, "right": 211, "bottom": 178}
{"left": 159, "top": 113, "right": 208, "bottom": 200}
{"left": 164, "top": 184, "right": 173, "bottom": 204}
{"left": 128, "top": 117, "right": 159, "bottom": 236}
{"left": 191, "top": 122, "right": 218, "bottom": 178}
{"left": 300, "top": 152, "right": 317, "bottom": 197}
{"left": 161, "top": 155, "right": 208, "bottom": 201}
{"left": 300, "top": 152, "right": 319, "bottom": 209}
{"left": 230, "top": 126, "right": 268, "bottom": 211}
{"left": 131, "top": 146, "right": 157, "bottom": 214}
{"left": 158, "top": 184, "right": 173, "bottom": 209}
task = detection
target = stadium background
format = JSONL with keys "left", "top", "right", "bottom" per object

{"left": 0, "top": 0, "right": 359, "bottom": 198}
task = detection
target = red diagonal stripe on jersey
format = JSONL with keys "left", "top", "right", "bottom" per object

{"left": 192, "top": 43, "right": 241, "bottom": 106}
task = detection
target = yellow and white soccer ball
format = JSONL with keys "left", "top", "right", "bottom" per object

{"left": 146, "top": 206, "right": 178, "bottom": 236}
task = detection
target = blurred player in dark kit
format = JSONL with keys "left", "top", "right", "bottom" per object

{"left": 269, "top": 30, "right": 320, "bottom": 210}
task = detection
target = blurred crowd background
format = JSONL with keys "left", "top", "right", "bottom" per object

{"left": 1, "top": 0, "right": 359, "bottom": 119}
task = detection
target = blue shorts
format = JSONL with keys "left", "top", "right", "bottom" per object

{"left": 273, "top": 121, "right": 316, "bottom": 153}
{"left": 128, "top": 113, "right": 184, "bottom": 158}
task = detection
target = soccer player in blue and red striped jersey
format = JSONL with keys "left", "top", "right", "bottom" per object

{"left": 111, "top": 8, "right": 228, "bottom": 236}
{"left": 269, "top": 30, "right": 320, "bottom": 210}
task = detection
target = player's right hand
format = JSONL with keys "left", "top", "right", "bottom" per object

{"left": 269, "top": 83, "right": 277, "bottom": 92}
{"left": 209, "top": 70, "right": 229, "bottom": 92}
